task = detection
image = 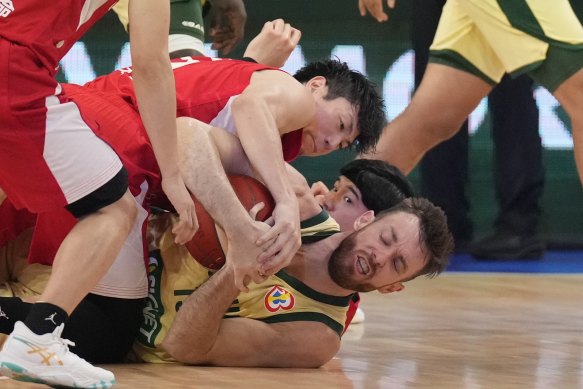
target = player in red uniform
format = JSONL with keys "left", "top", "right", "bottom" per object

{"left": 0, "top": 1, "right": 197, "bottom": 387}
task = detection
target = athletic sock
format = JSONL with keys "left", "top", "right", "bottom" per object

{"left": 24, "top": 302, "right": 68, "bottom": 335}
{"left": 0, "top": 297, "right": 32, "bottom": 333}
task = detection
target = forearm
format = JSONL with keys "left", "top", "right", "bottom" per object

{"left": 232, "top": 98, "right": 296, "bottom": 206}
{"left": 129, "top": 0, "right": 179, "bottom": 178}
{"left": 177, "top": 118, "right": 252, "bottom": 232}
{"left": 163, "top": 266, "right": 239, "bottom": 363}
{"left": 132, "top": 64, "right": 180, "bottom": 177}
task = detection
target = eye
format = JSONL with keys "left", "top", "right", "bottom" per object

{"left": 340, "top": 119, "right": 345, "bottom": 131}
{"left": 380, "top": 233, "right": 390, "bottom": 246}
{"left": 343, "top": 196, "right": 352, "bottom": 204}
{"left": 332, "top": 186, "right": 338, "bottom": 192}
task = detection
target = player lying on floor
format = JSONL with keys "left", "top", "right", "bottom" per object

{"left": 128, "top": 119, "right": 452, "bottom": 367}
{"left": 136, "top": 196, "right": 452, "bottom": 367}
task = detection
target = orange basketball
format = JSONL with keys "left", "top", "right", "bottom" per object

{"left": 184, "top": 175, "right": 275, "bottom": 270}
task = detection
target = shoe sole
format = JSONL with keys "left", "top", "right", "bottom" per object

{"left": 0, "top": 361, "right": 115, "bottom": 389}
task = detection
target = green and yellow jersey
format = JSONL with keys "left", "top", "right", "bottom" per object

{"left": 132, "top": 210, "right": 353, "bottom": 363}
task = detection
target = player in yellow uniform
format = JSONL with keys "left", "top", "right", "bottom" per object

{"left": 133, "top": 208, "right": 344, "bottom": 363}
{"left": 131, "top": 119, "right": 452, "bottom": 367}
{"left": 360, "top": 0, "right": 583, "bottom": 191}
{"left": 141, "top": 196, "right": 452, "bottom": 367}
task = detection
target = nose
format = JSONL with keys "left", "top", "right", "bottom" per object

{"left": 322, "top": 197, "right": 333, "bottom": 211}
{"left": 324, "top": 134, "right": 342, "bottom": 150}
{"left": 370, "top": 250, "right": 386, "bottom": 269}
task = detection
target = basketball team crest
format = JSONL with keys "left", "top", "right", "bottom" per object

{"left": 264, "top": 286, "right": 295, "bottom": 312}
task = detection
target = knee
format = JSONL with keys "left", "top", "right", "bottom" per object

{"left": 114, "top": 191, "right": 138, "bottom": 224}
{"left": 66, "top": 168, "right": 132, "bottom": 219}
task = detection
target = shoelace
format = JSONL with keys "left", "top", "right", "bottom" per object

{"left": 54, "top": 337, "right": 76, "bottom": 355}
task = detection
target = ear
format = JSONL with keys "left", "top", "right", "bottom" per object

{"left": 353, "top": 210, "right": 375, "bottom": 231}
{"left": 306, "top": 76, "right": 327, "bottom": 92}
{"left": 378, "top": 282, "right": 404, "bottom": 294}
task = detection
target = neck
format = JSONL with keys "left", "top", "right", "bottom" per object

{"left": 285, "top": 233, "right": 354, "bottom": 296}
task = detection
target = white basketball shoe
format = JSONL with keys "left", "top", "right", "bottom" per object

{"left": 0, "top": 321, "right": 115, "bottom": 388}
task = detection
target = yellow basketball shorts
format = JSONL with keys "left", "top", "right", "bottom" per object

{"left": 429, "top": 0, "right": 583, "bottom": 91}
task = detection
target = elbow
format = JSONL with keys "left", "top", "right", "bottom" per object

{"left": 304, "top": 350, "right": 336, "bottom": 368}
{"left": 161, "top": 338, "right": 207, "bottom": 365}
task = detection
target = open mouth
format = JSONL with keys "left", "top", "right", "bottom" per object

{"left": 356, "top": 256, "right": 370, "bottom": 275}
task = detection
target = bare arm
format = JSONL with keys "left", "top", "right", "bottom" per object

{"left": 128, "top": 0, "right": 196, "bottom": 244}
{"left": 232, "top": 71, "right": 315, "bottom": 275}
{"left": 177, "top": 117, "right": 269, "bottom": 290}
{"left": 162, "top": 264, "right": 340, "bottom": 367}
{"left": 243, "top": 19, "right": 302, "bottom": 68}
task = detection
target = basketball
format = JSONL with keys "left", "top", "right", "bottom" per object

{"left": 184, "top": 175, "right": 275, "bottom": 270}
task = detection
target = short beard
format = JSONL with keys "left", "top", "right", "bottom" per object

{"left": 328, "top": 231, "right": 376, "bottom": 292}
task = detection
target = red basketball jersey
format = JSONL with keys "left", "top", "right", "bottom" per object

{"left": 0, "top": 0, "right": 117, "bottom": 77}
{"left": 86, "top": 57, "right": 304, "bottom": 161}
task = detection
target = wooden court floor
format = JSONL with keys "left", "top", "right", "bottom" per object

{"left": 2, "top": 273, "right": 582, "bottom": 388}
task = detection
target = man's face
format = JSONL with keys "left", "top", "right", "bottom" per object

{"left": 299, "top": 82, "right": 359, "bottom": 157}
{"left": 320, "top": 176, "right": 369, "bottom": 232}
{"left": 328, "top": 211, "right": 428, "bottom": 292}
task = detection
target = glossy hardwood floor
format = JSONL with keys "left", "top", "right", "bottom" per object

{"left": 3, "top": 273, "right": 582, "bottom": 388}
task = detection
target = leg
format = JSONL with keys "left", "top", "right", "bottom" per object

{"left": 553, "top": 68, "right": 583, "bottom": 186}
{"left": 366, "top": 63, "right": 492, "bottom": 174}
{"left": 415, "top": 0, "right": 473, "bottom": 248}
{"left": 40, "top": 189, "right": 137, "bottom": 314}
{"left": 63, "top": 294, "right": 144, "bottom": 364}
{"left": 471, "top": 74, "right": 546, "bottom": 259}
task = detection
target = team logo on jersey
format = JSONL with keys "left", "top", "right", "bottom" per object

{"left": 0, "top": 0, "right": 14, "bottom": 17}
{"left": 264, "top": 286, "right": 295, "bottom": 312}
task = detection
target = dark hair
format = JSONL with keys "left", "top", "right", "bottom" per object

{"left": 293, "top": 59, "right": 386, "bottom": 154}
{"left": 376, "top": 197, "right": 454, "bottom": 278}
{"left": 340, "top": 159, "right": 415, "bottom": 214}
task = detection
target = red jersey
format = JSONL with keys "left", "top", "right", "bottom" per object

{"left": 86, "top": 56, "right": 304, "bottom": 161}
{"left": 0, "top": 0, "right": 116, "bottom": 78}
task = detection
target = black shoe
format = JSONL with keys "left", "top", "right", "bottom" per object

{"left": 470, "top": 231, "right": 546, "bottom": 260}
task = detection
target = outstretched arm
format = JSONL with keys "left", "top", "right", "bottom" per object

{"left": 162, "top": 264, "right": 340, "bottom": 367}
{"left": 128, "top": 0, "right": 196, "bottom": 244}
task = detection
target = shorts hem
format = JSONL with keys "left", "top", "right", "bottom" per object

{"left": 429, "top": 50, "right": 498, "bottom": 85}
